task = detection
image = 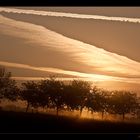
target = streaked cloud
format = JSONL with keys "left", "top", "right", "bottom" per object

{"left": 1, "top": 14, "right": 140, "bottom": 84}
{"left": 1, "top": 60, "right": 140, "bottom": 84}
{"left": 0, "top": 60, "right": 122, "bottom": 82}
{"left": 0, "top": 7, "right": 140, "bottom": 24}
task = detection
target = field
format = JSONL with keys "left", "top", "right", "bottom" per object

{"left": 0, "top": 110, "right": 140, "bottom": 134}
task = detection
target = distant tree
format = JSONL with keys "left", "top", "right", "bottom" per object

{"left": 44, "top": 77, "right": 65, "bottom": 116}
{"left": 85, "top": 86, "right": 98, "bottom": 114}
{"left": 70, "top": 80, "right": 91, "bottom": 116}
{"left": 38, "top": 80, "right": 52, "bottom": 110}
{"left": 86, "top": 87, "right": 109, "bottom": 119}
{"left": 63, "top": 84, "right": 79, "bottom": 112}
{"left": 108, "top": 91, "right": 138, "bottom": 120}
{"left": 136, "top": 97, "right": 140, "bottom": 119}
{"left": 0, "top": 66, "right": 19, "bottom": 102}
{"left": 99, "top": 90, "right": 111, "bottom": 119}
{"left": 2, "top": 80, "right": 19, "bottom": 101}
{"left": 0, "top": 67, "right": 11, "bottom": 100}
{"left": 21, "top": 81, "right": 41, "bottom": 112}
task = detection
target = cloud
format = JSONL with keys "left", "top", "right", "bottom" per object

{"left": 0, "top": 60, "right": 119, "bottom": 81}
{"left": 0, "top": 7, "right": 140, "bottom": 24}
{"left": 1, "top": 60, "right": 140, "bottom": 84}
{"left": 1, "top": 15, "right": 140, "bottom": 82}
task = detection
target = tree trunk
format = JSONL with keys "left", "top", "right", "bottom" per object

{"left": 123, "top": 113, "right": 125, "bottom": 120}
{"left": 102, "top": 111, "right": 104, "bottom": 119}
{"left": 42, "top": 106, "right": 44, "bottom": 110}
{"left": 56, "top": 107, "right": 59, "bottom": 117}
{"left": 87, "top": 108, "right": 89, "bottom": 115}
{"left": 26, "top": 102, "right": 29, "bottom": 113}
{"left": 91, "top": 110, "right": 94, "bottom": 119}
{"left": 80, "top": 107, "right": 83, "bottom": 116}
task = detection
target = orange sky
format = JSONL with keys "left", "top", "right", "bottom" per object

{"left": 0, "top": 7, "right": 140, "bottom": 92}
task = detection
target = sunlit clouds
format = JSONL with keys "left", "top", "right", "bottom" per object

{"left": 1, "top": 60, "right": 140, "bottom": 84}
{"left": 0, "top": 9, "right": 140, "bottom": 87}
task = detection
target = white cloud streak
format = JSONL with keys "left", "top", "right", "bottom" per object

{"left": 0, "top": 7, "right": 140, "bottom": 24}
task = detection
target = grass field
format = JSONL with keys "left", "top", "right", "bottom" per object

{"left": 0, "top": 110, "right": 140, "bottom": 134}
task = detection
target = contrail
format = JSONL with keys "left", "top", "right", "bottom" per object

{"left": 0, "top": 7, "right": 140, "bottom": 24}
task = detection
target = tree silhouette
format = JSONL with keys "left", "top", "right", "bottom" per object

{"left": 38, "top": 80, "right": 52, "bottom": 110}
{"left": 99, "top": 90, "right": 110, "bottom": 119}
{"left": 108, "top": 91, "right": 138, "bottom": 120}
{"left": 136, "top": 98, "right": 140, "bottom": 119}
{"left": 2, "top": 80, "right": 19, "bottom": 101}
{"left": 85, "top": 86, "right": 98, "bottom": 115}
{"left": 21, "top": 81, "right": 41, "bottom": 112}
{"left": 86, "top": 87, "right": 109, "bottom": 119}
{"left": 0, "top": 66, "right": 18, "bottom": 102}
{"left": 43, "top": 77, "right": 65, "bottom": 116}
{"left": 70, "top": 80, "right": 91, "bottom": 116}
{"left": 63, "top": 84, "right": 79, "bottom": 112}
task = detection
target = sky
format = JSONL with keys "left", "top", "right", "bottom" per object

{"left": 0, "top": 7, "right": 140, "bottom": 92}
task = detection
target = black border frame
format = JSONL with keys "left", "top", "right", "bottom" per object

{"left": 0, "top": 1, "right": 140, "bottom": 139}
{"left": 0, "top": 0, "right": 140, "bottom": 6}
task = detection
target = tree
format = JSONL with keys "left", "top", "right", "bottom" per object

{"left": 20, "top": 81, "right": 41, "bottom": 112}
{"left": 85, "top": 86, "right": 98, "bottom": 114}
{"left": 63, "top": 84, "right": 79, "bottom": 112}
{"left": 69, "top": 80, "right": 91, "bottom": 116}
{"left": 2, "top": 80, "right": 19, "bottom": 101}
{"left": 108, "top": 90, "right": 138, "bottom": 120}
{"left": 0, "top": 66, "right": 18, "bottom": 102}
{"left": 86, "top": 87, "right": 109, "bottom": 119}
{"left": 38, "top": 80, "right": 52, "bottom": 110}
{"left": 136, "top": 97, "right": 140, "bottom": 119}
{"left": 43, "top": 77, "right": 65, "bottom": 116}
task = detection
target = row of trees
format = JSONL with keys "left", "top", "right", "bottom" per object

{"left": 0, "top": 67, "right": 140, "bottom": 120}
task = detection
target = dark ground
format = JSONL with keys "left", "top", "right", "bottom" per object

{"left": 0, "top": 110, "right": 140, "bottom": 135}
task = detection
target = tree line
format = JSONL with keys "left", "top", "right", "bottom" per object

{"left": 0, "top": 67, "right": 140, "bottom": 120}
